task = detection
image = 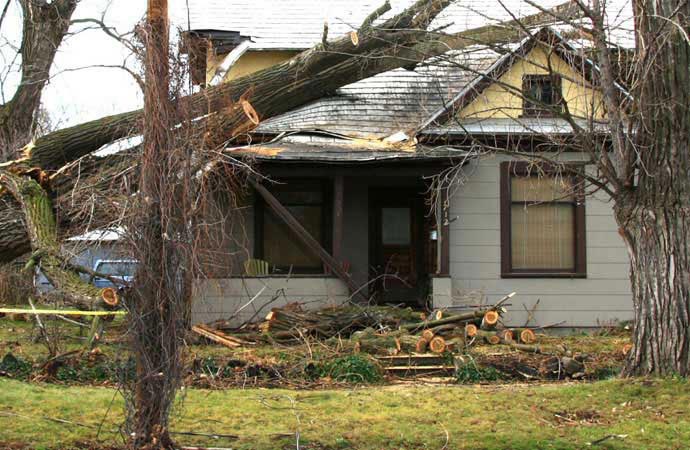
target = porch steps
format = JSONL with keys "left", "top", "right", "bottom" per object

{"left": 376, "top": 354, "right": 456, "bottom": 377}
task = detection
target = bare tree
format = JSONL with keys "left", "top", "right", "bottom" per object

{"left": 0, "top": 0, "right": 78, "bottom": 160}
{"left": 428, "top": 0, "right": 688, "bottom": 375}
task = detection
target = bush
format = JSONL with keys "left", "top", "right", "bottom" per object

{"left": 0, "top": 353, "right": 33, "bottom": 379}
{"left": 318, "top": 355, "right": 382, "bottom": 383}
{"left": 455, "top": 362, "right": 505, "bottom": 383}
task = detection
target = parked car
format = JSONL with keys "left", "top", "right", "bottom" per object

{"left": 93, "top": 259, "right": 138, "bottom": 288}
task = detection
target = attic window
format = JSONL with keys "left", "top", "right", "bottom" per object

{"left": 522, "top": 74, "right": 563, "bottom": 117}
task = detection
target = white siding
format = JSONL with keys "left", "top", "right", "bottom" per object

{"left": 437, "top": 155, "right": 633, "bottom": 327}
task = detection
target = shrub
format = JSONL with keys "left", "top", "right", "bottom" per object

{"left": 318, "top": 355, "right": 382, "bottom": 383}
{"left": 455, "top": 362, "right": 505, "bottom": 383}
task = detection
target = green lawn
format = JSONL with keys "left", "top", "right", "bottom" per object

{"left": 1, "top": 377, "right": 688, "bottom": 449}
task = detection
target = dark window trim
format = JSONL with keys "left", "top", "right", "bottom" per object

{"left": 521, "top": 74, "right": 564, "bottom": 118}
{"left": 500, "top": 161, "right": 586, "bottom": 278}
{"left": 254, "top": 178, "right": 332, "bottom": 274}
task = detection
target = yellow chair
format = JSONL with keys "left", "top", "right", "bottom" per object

{"left": 244, "top": 259, "right": 270, "bottom": 276}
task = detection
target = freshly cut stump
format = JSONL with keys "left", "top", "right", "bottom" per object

{"left": 101, "top": 288, "right": 119, "bottom": 307}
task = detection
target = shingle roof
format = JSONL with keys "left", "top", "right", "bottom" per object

{"left": 187, "top": 0, "right": 633, "bottom": 139}
{"left": 255, "top": 51, "right": 497, "bottom": 138}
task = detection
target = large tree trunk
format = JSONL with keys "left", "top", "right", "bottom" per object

{"left": 0, "top": 0, "right": 78, "bottom": 158}
{"left": 617, "top": 0, "right": 690, "bottom": 376}
{"left": 617, "top": 203, "right": 690, "bottom": 376}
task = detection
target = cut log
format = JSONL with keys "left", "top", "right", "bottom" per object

{"left": 509, "top": 342, "right": 544, "bottom": 354}
{"left": 415, "top": 337, "right": 429, "bottom": 353}
{"left": 192, "top": 324, "right": 253, "bottom": 348}
{"left": 101, "top": 288, "right": 119, "bottom": 307}
{"left": 481, "top": 310, "right": 500, "bottom": 329}
{"left": 465, "top": 323, "right": 478, "bottom": 337}
{"left": 476, "top": 330, "right": 501, "bottom": 345}
{"left": 445, "top": 336, "right": 465, "bottom": 352}
{"left": 421, "top": 329, "right": 435, "bottom": 341}
{"left": 497, "top": 328, "right": 514, "bottom": 342}
{"left": 429, "top": 336, "right": 447, "bottom": 353}
{"left": 516, "top": 328, "right": 537, "bottom": 344}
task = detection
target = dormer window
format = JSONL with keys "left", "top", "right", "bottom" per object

{"left": 522, "top": 74, "right": 563, "bottom": 117}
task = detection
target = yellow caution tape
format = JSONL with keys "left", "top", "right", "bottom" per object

{"left": 0, "top": 308, "right": 126, "bottom": 316}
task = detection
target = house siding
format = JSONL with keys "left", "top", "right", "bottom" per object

{"left": 434, "top": 154, "right": 633, "bottom": 327}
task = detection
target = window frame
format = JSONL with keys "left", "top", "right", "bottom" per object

{"left": 521, "top": 74, "right": 563, "bottom": 118}
{"left": 254, "top": 178, "right": 332, "bottom": 275}
{"left": 500, "top": 161, "right": 587, "bottom": 278}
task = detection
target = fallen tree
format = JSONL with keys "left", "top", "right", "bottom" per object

{"left": 0, "top": 0, "right": 580, "bottom": 265}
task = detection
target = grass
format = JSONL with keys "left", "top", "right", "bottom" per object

{"left": 1, "top": 377, "right": 689, "bottom": 449}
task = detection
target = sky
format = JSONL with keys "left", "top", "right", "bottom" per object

{"left": 0, "top": 0, "right": 634, "bottom": 131}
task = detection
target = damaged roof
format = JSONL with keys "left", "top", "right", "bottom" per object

{"left": 255, "top": 54, "right": 496, "bottom": 139}
{"left": 225, "top": 139, "right": 468, "bottom": 164}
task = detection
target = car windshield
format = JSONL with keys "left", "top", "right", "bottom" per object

{"left": 96, "top": 261, "right": 137, "bottom": 277}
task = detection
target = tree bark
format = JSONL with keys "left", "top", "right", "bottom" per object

{"left": 615, "top": 0, "right": 690, "bottom": 377}
{"left": 0, "top": 0, "right": 78, "bottom": 158}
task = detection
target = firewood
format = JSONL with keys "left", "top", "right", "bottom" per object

{"left": 481, "top": 310, "right": 500, "bottom": 328}
{"left": 497, "top": 329, "right": 514, "bottom": 342}
{"left": 465, "top": 323, "right": 478, "bottom": 337}
{"left": 421, "top": 329, "right": 435, "bottom": 341}
{"left": 192, "top": 324, "right": 252, "bottom": 348}
{"left": 445, "top": 336, "right": 465, "bottom": 352}
{"left": 429, "top": 336, "right": 447, "bottom": 353}
{"left": 509, "top": 342, "right": 543, "bottom": 354}
{"left": 415, "top": 337, "right": 429, "bottom": 353}
{"left": 476, "top": 330, "right": 501, "bottom": 345}
{"left": 516, "top": 328, "right": 536, "bottom": 344}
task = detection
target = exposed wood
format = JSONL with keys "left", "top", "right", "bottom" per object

{"left": 192, "top": 324, "right": 252, "bottom": 348}
{"left": 481, "top": 310, "right": 500, "bottom": 328}
{"left": 516, "top": 328, "right": 536, "bottom": 344}
{"left": 415, "top": 337, "right": 429, "bottom": 353}
{"left": 421, "top": 328, "right": 435, "bottom": 341}
{"left": 429, "top": 335, "right": 447, "bottom": 353}
{"left": 465, "top": 323, "right": 478, "bottom": 337}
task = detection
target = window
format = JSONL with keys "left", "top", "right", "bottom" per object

{"left": 500, "top": 162, "right": 586, "bottom": 277}
{"left": 522, "top": 74, "right": 563, "bottom": 117}
{"left": 255, "top": 179, "right": 331, "bottom": 273}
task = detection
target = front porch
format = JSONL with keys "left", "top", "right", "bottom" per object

{"left": 193, "top": 158, "right": 453, "bottom": 326}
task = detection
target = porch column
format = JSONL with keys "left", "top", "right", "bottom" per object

{"left": 332, "top": 174, "right": 344, "bottom": 262}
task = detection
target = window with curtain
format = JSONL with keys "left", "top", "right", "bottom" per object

{"left": 500, "top": 162, "right": 586, "bottom": 277}
{"left": 256, "top": 179, "right": 330, "bottom": 273}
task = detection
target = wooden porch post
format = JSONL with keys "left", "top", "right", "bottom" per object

{"left": 332, "top": 175, "right": 344, "bottom": 262}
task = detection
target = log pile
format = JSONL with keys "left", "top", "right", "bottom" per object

{"left": 196, "top": 291, "right": 589, "bottom": 380}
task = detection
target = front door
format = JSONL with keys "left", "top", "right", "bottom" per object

{"left": 370, "top": 190, "right": 424, "bottom": 304}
